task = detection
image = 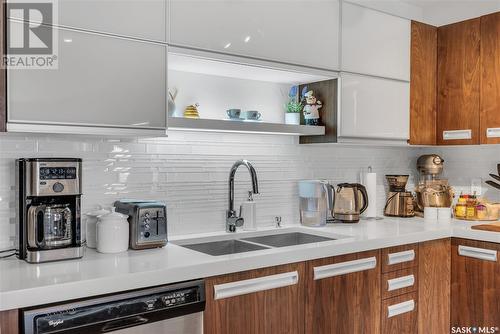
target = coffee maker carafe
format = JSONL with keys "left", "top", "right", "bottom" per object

{"left": 333, "top": 183, "right": 368, "bottom": 223}
{"left": 17, "top": 158, "right": 84, "bottom": 263}
{"left": 27, "top": 204, "right": 73, "bottom": 249}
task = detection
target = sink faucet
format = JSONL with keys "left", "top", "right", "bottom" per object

{"left": 226, "top": 159, "right": 259, "bottom": 232}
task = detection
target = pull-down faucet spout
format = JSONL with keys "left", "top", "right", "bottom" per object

{"left": 226, "top": 160, "right": 259, "bottom": 232}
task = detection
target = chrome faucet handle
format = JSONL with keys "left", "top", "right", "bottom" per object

{"left": 226, "top": 215, "right": 244, "bottom": 232}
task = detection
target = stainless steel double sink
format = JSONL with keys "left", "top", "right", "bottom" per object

{"left": 173, "top": 229, "right": 344, "bottom": 256}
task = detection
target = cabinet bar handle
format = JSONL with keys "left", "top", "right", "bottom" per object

{"left": 486, "top": 128, "right": 500, "bottom": 138}
{"left": 443, "top": 129, "right": 472, "bottom": 140}
{"left": 313, "top": 256, "right": 377, "bottom": 280}
{"left": 387, "top": 274, "right": 415, "bottom": 291}
{"left": 213, "top": 271, "right": 299, "bottom": 300}
{"left": 387, "top": 299, "right": 415, "bottom": 318}
{"left": 458, "top": 245, "right": 497, "bottom": 262}
{"left": 387, "top": 249, "right": 415, "bottom": 265}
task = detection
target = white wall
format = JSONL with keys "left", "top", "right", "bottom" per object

{"left": 0, "top": 132, "right": 420, "bottom": 250}
{"left": 2, "top": 131, "right": 498, "bottom": 251}
{"left": 169, "top": 70, "right": 290, "bottom": 123}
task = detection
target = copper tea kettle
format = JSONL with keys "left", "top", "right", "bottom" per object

{"left": 333, "top": 183, "right": 369, "bottom": 223}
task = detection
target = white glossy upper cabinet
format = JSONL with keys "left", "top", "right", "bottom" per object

{"left": 8, "top": 0, "right": 167, "bottom": 42}
{"left": 339, "top": 73, "right": 409, "bottom": 141}
{"left": 170, "top": 0, "right": 340, "bottom": 70}
{"left": 7, "top": 23, "right": 167, "bottom": 135}
{"left": 341, "top": 2, "right": 410, "bottom": 81}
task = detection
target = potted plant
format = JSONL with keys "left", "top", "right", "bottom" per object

{"left": 284, "top": 86, "right": 302, "bottom": 125}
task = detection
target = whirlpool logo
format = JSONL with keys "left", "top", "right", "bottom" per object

{"left": 48, "top": 319, "right": 64, "bottom": 327}
{"left": 451, "top": 327, "right": 499, "bottom": 334}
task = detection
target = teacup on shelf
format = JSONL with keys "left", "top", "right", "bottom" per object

{"left": 226, "top": 109, "right": 241, "bottom": 119}
{"left": 242, "top": 110, "right": 261, "bottom": 121}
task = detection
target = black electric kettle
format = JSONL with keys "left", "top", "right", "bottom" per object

{"left": 332, "top": 183, "right": 369, "bottom": 223}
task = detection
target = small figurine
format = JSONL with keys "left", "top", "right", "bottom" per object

{"left": 302, "top": 89, "right": 322, "bottom": 126}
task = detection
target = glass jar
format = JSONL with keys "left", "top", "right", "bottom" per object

{"left": 454, "top": 195, "right": 467, "bottom": 219}
{"left": 476, "top": 204, "right": 488, "bottom": 220}
{"left": 466, "top": 195, "right": 477, "bottom": 219}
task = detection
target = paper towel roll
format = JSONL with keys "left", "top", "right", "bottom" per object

{"left": 360, "top": 171, "right": 377, "bottom": 218}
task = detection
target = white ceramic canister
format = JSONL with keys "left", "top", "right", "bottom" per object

{"left": 96, "top": 207, "right": 129, "bottom": 254}
{"left": 85, "top": 207, "right": 110, "bottom": 248}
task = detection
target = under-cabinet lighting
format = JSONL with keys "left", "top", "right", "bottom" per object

{"left": 168, "top": 127, "right": 301, "bottom": 136}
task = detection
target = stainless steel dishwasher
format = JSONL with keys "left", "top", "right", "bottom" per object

{"left": 21, "top": 279, "right": 205, "bottom": 334}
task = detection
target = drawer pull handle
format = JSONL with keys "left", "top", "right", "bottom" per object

{"left": 387, "top": 250, "right": 415, "bottom": 266}
{"left": 387, "top": 299, "right": 415, "bottom": 318}
{"left": 443, "top": 129, "right": 472, "bottom": 140}
{"left": 458, "top": 245, "right": 497, "bottom": 262}
{"left": 313, "top": 256, "right": 377, "bottom": 280}
{"left": 213, "top": 271, "right": 298, "bottom": 300}
{"left": 387, "top": 274, "right": 415, "bottom": 291}
{"left": 486, "top": 128, "right": 500, "bottom": 138}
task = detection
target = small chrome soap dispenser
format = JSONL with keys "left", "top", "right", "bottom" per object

{"left": 241, "top": 191, "right": 257, "bottom": 231}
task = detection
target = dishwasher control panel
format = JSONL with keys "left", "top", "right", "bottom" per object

{"left": 21, "top": 280, "right": 205, "bottom": 334}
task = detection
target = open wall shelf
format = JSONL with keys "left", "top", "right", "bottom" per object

{"left": 167, "top": 117, "right": 325, "bottom": 136}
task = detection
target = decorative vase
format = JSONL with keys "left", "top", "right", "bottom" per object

{"left": 167, "top": 90, "right": 177, "bottom": 117}
{"left": 285, "top": 113, "right": 300, "bottom": 125}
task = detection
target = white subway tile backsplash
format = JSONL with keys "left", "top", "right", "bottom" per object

{"left": 2, "top": 131, "right": 497, "bottom": 250}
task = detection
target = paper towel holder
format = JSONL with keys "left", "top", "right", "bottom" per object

{"left": 360, "top": 166, "right": 383, "bottom": 220}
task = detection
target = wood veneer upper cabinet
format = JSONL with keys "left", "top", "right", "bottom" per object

{"left": 480, "top": 12, "right": 500, "bottom": 144}
{"left": 410, "top": 21, "right": 437, "bottom": 145}
{"left": 437, "top": 19, "right": 481, "bottom": 145}
{"left": 0, "top": 0, "right": 6, "bottom": 132}
{"left": 0, "top": 309, "right": 19, "bottom": 334}
{"left": 204, "top": 262, "right": 305, "bottom": 334}
{"left": 305, "top": 250, "right": 381, "bottom": 334}
{"left": 418, "top": 239, "right": 451, "bottom": 334}
{"left": 451, "top": 238, "right": 500, "bottom": 329}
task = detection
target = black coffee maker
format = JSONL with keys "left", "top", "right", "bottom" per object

{"left": 16, "top": 158, "right": 84, "bottom": 263}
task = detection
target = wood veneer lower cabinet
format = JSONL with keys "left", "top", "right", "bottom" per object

{"left": 305, "top": 250, "right": 381, "bottom": 334}
{"left": 0, "top": 309, "right": 19, "bottom": 334}
{"left": 381, "top": 243, "right": 419, "bottom": 273}
{"left": 203, "top": 262, "right": 305, "bottom": 334}
{"left": 418, "top": 238, "right": 451, "bottom": 334}
{"left": 451, "top": 238, "right": 500, "bottom": 330}
{"left": 381, "top": 292, "right": 418, "bottom": 334}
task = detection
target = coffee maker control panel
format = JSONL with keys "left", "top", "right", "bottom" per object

{"left": 29, "top": 160, "right": 82, "bottom": 196}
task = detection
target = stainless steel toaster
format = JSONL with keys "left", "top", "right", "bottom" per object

{"left": 114, "top": 200, "right": 167, "bottom": 250}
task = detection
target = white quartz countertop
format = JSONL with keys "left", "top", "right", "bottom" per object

{"left": 1, "top": 217, "right": 499, "bottom": 311}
